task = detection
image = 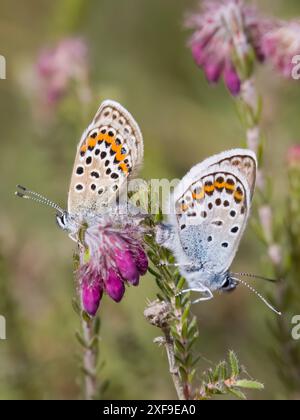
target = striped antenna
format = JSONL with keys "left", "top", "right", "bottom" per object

{"left": 231, "top": 272, "right": 278, "bottom": 283}
{"left": 15, "top": 185, "right": 65, "bottom": 215}
{"left": 232, "top": 277, "right": 282, "bottom": 316}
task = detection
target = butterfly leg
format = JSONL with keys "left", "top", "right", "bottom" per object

{"left": 68, "top": 233, "right": 78, "bottom": 243}
{"left": 178, "top": 286, "right": 214, "bottom": 303}
{"left": 192, "top": 288, "right": 214, "bottom": 303}
{"left": 159, "top": 262, "right": 194, "bottom": 268}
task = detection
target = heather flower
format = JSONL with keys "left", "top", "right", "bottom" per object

{"left": 78, "top": 212, "right": 148, "bottom": 316}
{"left": 262, "top": 21, "right": 300, "bottom": 79}
{"left": 287, "top": 145, "right": 300, "bottom": 168}
{"left": 36, "top": 37, "right": 90, "bottom": 105}
{"left": 185, "top": 0, "right": 267, "bottom": 95}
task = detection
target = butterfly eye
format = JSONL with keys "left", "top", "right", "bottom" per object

{"left": 56, "top": 213, "right": 68, "bottom": 230}
{"left": 221, "top": 277, "right": 237, "bottom": 293}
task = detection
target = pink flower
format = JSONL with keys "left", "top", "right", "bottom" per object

{"left": 185, "top": 0, "right": 268, "bottom": 95}
{"left": 36, "top": 37, "right": 90, "bottom": 105}
{"left": 262, "top": 21, "right": 300, "bottom": 79}
{"left": 78, "top": 213, "right": 148, "bottom": 316}
{"left": 287, "top": 145, "right": 300, "bottom": 167}
{"left": 82, "top": 279, "right": 103, "bottom": 317}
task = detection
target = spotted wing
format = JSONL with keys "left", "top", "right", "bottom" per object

{"left": 68, "top": 100, "right": 143, "bottom": 215}
{"left": 170, "top": 150, "right": 257, "bottom": 274}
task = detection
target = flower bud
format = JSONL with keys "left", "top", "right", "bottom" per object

{"left": 106, "top": 269, "right": 125, "bottom": 302}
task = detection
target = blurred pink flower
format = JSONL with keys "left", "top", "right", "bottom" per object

{"left": 36, "top": 37, "right": 90, "bottom": 105}
{"left": 78, "top": 213, "right": 148, "bottom": 316}
{"left": 185, "top": 0, "right": 267, "bottom": 95}
{"left": 262, "top": 21, "right": 300, "bottom": 79}
{"left": 287, "top": 145, "right": 300, "bottom": 167}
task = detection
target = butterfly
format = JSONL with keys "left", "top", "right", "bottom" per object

{"left": 158, "top": 149, "right": 281, "bottom": 315}
{"left": 16, "top": 100, "right": 144, "bottom": 237}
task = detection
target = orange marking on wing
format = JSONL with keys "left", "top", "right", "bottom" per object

{"left": 204, "top": 185, "right": 214, "bottom": 193}
{"left": 214, "top": 181, "right": 226, "bottom": 189}
{"left": 104, "top": 134, "right": 113, "bottom": 144}
{"left": 80, "top": 144, "right": 87, "bottom": 153}
{"left": 234, "top": 190, "right": 243, "bottom": 201}
{"left": 119, "top": 162, "right": 128, "bottom": 173}
{"left": 111, "top": 142, "right": 121, "bottom": 153}
{"left": 96, "top": 133, "right": 104, "bottom": 143}
{"left": 181, "top": 204, "right": 189, "bottom": 212}
{"left": 116, "top": 152, "right": 127, "bottom": 161}
{"left": 225, "top": 182, "right": 235, "bottom": 191}
{"left": 192, "top": 188, "right": 205, "bottom": 200}
{"left": 88, "top": 138, "right": 97, "bottom": 148}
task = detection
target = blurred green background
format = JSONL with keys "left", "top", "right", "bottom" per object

{"left": 0, "top": 0, "right": 300, "bottom": 400}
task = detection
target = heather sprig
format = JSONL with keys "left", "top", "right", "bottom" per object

{"left": 196, "top": 351, "right": 264, "bottom": 400}
{"left": 186, "top": 1, "right": 300, "bottom": 398}
{"left": 141, "top": 193, "right": 263, "bottom": 400}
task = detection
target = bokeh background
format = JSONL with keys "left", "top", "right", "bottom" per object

{"left": 0, "top": 0, "right": 300, "bottom": 400}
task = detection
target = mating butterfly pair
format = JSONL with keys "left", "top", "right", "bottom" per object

{"left": 16, "top": 100, "right": 280, "bottom": 314}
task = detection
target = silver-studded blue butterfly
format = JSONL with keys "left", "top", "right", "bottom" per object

{"left": 157, "top": 149, "right": 281, "bottom": 315}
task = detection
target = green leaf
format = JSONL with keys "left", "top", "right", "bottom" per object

{"left": 93, "top": 317, "right": 101, "bottom": 335}
{"left": 179, "top": 366, "right": 188, "bottom": 382}
{"left": 191, "top": 354, "right": 202, "bottom": 368}
{"left": 187, "top": 317, "right": 198, "bottom": 338}
{"left": 175, "top": 354, "right": 185, "bottom": 366}
{"left": 229, "top": 351, "right": 240, "bottom": 377}
{"left": 188, "top": 369, "right": 196, "bottom": 384}
{"left": 182, "top": 302, "right": 191, "bottom": 324}
{"left": 72, "top": 298, "right": 81, "bottom": 315}
{"left": 75, "top": 331, "right": 87, "bottom": 349}
{"left": 187, "top": 334, "right": 199, "bottom": 351}
{"left": 89, "top": 336, "right": 100, "bottom": 351}
{"left": 176, "top": 277, "right": 186, "bottom": 291}
{"left": 213, "top": 363, "right": 221, "bottom": 382}
{"left": 181, "top": 318, "right": 188, "bottom": 340}
{"left": 81, "top": 310, "right": 92, "bottom": 323}
{"left": 174, "top": 339, "right": 185, "bottom": 354}
{"left": 170, "top": 322, "right": 180, "bottom": 335}
{"left": 218, "top": 361, "right": 227, "bottom": 382}
{"left": 228, "top": 388, "right": 247, "bottom": 400}
{"left": 206, "top": 368, "right": 214, "bottom": 384}
{"left": 235, "top": 380, "right": 264, "bottom": 390}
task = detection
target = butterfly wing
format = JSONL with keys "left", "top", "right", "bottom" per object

{"left": 68, "top": 100, "right": 143, "bottom": 215}
{"left": 168, "top": 149, "right": 257, "bottom": 275}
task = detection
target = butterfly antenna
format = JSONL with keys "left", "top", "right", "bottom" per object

{"left": 15, "top": 185, "right": 65, "bottom": 215}
{"left": 232, "top": 272, "right": 278, "bottom": 283}
{"left": 233, "top": 277, "right": 282, "bottom": 316}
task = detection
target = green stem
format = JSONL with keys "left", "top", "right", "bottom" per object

{"left": 144, "top": 227, "right": 197, "bottom": 400}
{"left": 81, "top": 314, "right": 98, "bottom": 400}
{"left": 162, "top": 327, "right": 186, "bottom": 400}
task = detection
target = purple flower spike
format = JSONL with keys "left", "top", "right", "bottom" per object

{"left": 287, "top": 145, "right": 300, "bottom": 168}
{"left": 191, "top": 43, "right": 205, "bottom": 67}
{"left": 115, "top": 249, "right": 140, "bottom": 286}
{"left": 106, "top": 269, "right": 125, "bottom": 302}
{"left": 186, "top": 0, "right": 270, "bottom": 94}
{"left": 36, "top": 37, "right": 89, "bottom": 106}
{"left": 204, "top": 62, "right": 223, "bottom": 83}
{"left": 262, "top": 22, "right": 300, "bottom": 79}
{"left": 224, "top": 66, "right": 241, "bottom": 95}
{"left": 133, "top": 247, "right": 149, "bottom": 276}
{"left": 77, "top": 211, "right": 148, "bottom": 312}
{"left": 82, "top": 282, "right": 103, "bottom": 317}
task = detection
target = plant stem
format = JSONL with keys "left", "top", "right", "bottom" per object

{"left": 81, "top": 314, "right": 98, "bottom": 400}
{"left": 144, "top": 226, "right": 197, "bottom": 400}
{"left": 73, "top": 292, "right": 101, "bottom": 400}
{"left": 239, "top": 77, "right": 283, "bottom": 269}
{"left": 162, "top": 328, "right": 186, "bottom": 400}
